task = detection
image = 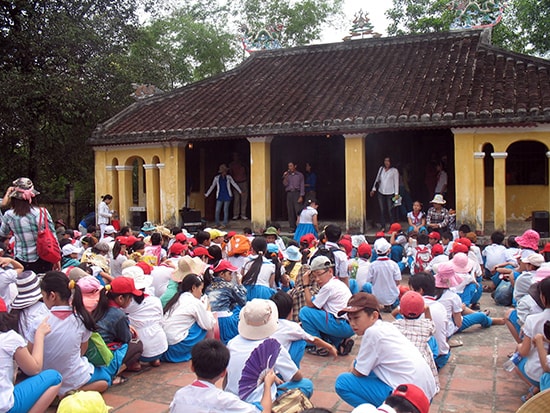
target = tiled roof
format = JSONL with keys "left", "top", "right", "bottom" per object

{"left": 90, "top": 29, "right": 550, "bottom": 146}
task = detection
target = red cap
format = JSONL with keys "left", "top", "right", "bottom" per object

{"left": 428, "top": 231, "right": 441, "bottom": 240}
{"left": 227, "top": 231, "right": 237, "bottom": 238}
{"left": 431, "top": 243, "right": 444, "bottom": 255}
{"left": 399, "top": 291, "right": 425, "bottom": 319}
{"left": 188, "top": 237, "right": 198, "bottom": 246}
{"left": 0, "top": 297, "right": 7, "bottom": 313}
{"left": 116, "top": 236, "right": 137, "bottom": 246}
{"left": 388, "top": 222, "right": 402, "bottom": 234}
{"left": 357, "top": 243, "right": 372, "bottom": 257}
{"left": 339, "top": 238, "right": 352, "bottom": 257}
{"left": 109, "top": 277, "right": 143, "bottom": 296}
{"left": 543, "top": 243, "right": 550, "bottom": 253}
{"left": 136, "top": 261, "right": 152, "bottom": 275}
{"left": 456, "top": 237, "right": 472, "bottom": 248}
{"left": 300, "top": 233, "right": 316, "bottom": 248}
{"left": 175, "top": 233, "right": 187, "bottom": 242}
{"left": 392, "top": 384, "right": 430, "bottom": 413}
{"left": 452, "top": 241, "right": 469, "bottom": 254}
{"left": 375, "top": 231, "right": 385, "bottom": 238}
{"left": 169, "top": 242, "right": 187, "bottom": 256}
{"left": 193, "top": 246, "right": 213, "bottom": 258}
{"left": 213, "top": 260, "right": 238, "bottom": 273}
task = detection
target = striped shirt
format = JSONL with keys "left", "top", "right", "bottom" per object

{"left": 0, "top": 207, "right": 56, "bottom": 263}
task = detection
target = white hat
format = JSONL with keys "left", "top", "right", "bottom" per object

{"left": 309, "top": 256, "right": 334, "bottom": 272}
{"left": 103, "top": 225, "right": 116, "bottom": 235}
{"left": 10, "top": 271, "right": 42, "bottom": 310}
{"left": 238, "top": 299, "right": 278, "bottom": 340}
{"left": 122, "top": 266, "right": 152, "bottom": 290}
{"left": 430, "top": 194, "right": 446, "bottom": 204}
{"left": 374, "top": 238, "right": 391, "bottom": 255}
{"left": 62, "top": 243, "right": 83, "bottom": 257}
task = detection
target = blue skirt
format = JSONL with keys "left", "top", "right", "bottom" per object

{"left": 245, "top": 285, "right": 276, "bottom": 301}
{"left": 218, "top": 308, "right": 241, "bottom": 345}
{"left": 161, "top": 323, "right": 207, "bottom": 363}
{"left": 294, "top": 223, "right": 317, "bottom": 242}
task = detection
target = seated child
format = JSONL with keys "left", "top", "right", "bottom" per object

{"left": 225, "top": 299, "right": 313, "bottom": 406}
{"left": 533, "top": 320, "right": 550, "bottom": 392}
{"left": 170, "top": 338, "right": 275, "bottom": 412}
{"left": 350, "top": 243, "right": 372, "bottom": 293}
{"left": 335, "top": 293, "right": 437, "bottom": 408}
{"left": 407, "top": 201, "right": 427, "bottom": 235}
{"left": 270, "top": 291, "right": 337, "bottom": 366}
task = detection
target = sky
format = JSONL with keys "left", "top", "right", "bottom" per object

{"left": 318, "top": 0, "right": 391, "bottom": 43}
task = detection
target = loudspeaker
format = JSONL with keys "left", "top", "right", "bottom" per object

{"left": 532, "top": 211, "right": 549, "bottom": 237}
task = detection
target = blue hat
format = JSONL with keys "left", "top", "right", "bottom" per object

{"left": 284, "top": 245, "right": 302, "bottom": 262}
{"left": 141, "top": 221, "right": 156, "bottom": 232}
{"left": 267, "top": 243, "right": 279, "bottom": 254}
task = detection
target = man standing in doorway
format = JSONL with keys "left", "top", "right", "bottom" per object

{"left": 370, "top": 156, "right": 399, "bottom": 231}
{"left": 229, "top": 152, "right": 249, "bottom": 220}
{"left": 283, "top": 162, "right": 304, "bottom": 233}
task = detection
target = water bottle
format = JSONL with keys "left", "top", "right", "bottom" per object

{"left": 503, "top": 352, "right": 522, "bottom": 372}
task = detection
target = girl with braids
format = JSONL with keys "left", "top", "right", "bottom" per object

{"left": 0, "top": 297, "right": 62, "bottom": 413}
{"left": 240, "top": 237, "right": 277, "bottom": 300}
{"left": 92, "top": 277, "right": 144, "bottom": 382}
{"left": 32, "top": 271, "right": 111, "bottom": 396}
{"left": 293, "top": 198, "right": 319, "bottom": 242}
{"left": 161, "top": 274, "right": 215, "bottom": 362}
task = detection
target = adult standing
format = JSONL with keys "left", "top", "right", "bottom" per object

{"left": 0, "top": 178, "right": 59, "bottom": 273}
{"left": 426, "top": 194, "right": 450, "bottom": 233}
{"left": 304, "top": 162, "right": 317, "bottom": 201}
{"left": 205, "top": 164, "right": 242, "bottom": 229}
{"left": 97, "top": 194, "right": 114, "bottom": 239}
{"left": 282, "top": 162, "right": 305, "bottom": 233}
{"left": 370, "top": 157, "right": 399, "bottom": 231}
{"left": 434, "top": 162, "right": 448, "bottom": 197}
{"left": 228, "top": 152, "right": 249, "bottom": 220}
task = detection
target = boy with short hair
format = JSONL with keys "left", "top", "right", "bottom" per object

{"left": 170, "top": 338, "right": 275, "bottom": 412}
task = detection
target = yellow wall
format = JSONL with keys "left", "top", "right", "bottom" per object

{"left": 344, "top": 134, "right": 366, "bottom": 232}
{"left": 248, "top": 137, "right": 272, "bottom": 229}
{"left": 484, "top": 185, "right": 549, "bottom": 220}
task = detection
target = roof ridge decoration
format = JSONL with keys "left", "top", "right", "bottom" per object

{"left": 343, "top": 10, "right": 382, "bottom": 41}
{"left": 240, "top": 23, "right": 284, "bottom": 54}
{"left": 450, "top": 0, "right": 505, "bottom": 30}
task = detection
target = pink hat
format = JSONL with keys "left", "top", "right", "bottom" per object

{"left": 77, "top": 276, "right": 103, "bottom": 312}
{"left": 451, "top": 252, "right": 473, "bottom": 273}
{"left": 516, "top": 229, "right": 540, "bottom": 251}
{"left": 435, "top": 263, "right": 462, "bottom": 288}
{"left": 533, "top": 266, "right": 550, "bottom": 283}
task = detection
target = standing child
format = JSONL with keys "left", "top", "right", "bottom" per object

{"left": 0, "top": 297, "right": 62, "bottom": 413}
{"left": 407, "top": 201, "right": 427, "bottom": 234}
{"left": 293, "top": 199, "right": 319, "bottom": 242}
{"left": 34, "top": 271, "right": 111, "bottom": 396}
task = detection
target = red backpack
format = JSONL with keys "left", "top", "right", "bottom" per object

{"left": 414, "top": 245, "right": 432, "bottom": 273}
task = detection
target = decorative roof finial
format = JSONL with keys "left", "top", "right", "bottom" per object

{"left": 240, "top": 23, "right": 284, "bottom": 53}
{"left": 449, "top": 0, "right": 505, "bottom": 30}
{"left": 343, "top": 9, "right": 381, "bottom": 41}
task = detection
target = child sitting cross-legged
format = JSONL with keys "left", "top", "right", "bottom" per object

{"left": 169, "top": 338, "right": 276, "bottom": 412}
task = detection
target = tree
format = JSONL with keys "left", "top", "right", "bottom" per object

{"left": 385, "top": 0, "right": 549, "bottom": 57}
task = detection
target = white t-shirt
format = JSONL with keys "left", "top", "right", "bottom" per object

{"left": 225, "top": 335, "right": 298, "bottom": 404}
{"left": 0, "top": 268, "right": 17, "bottom": 309}
{"left": 0, "top": 330, "right": 26, "bottom": 411}
{"left": 125, "top": 295, "right": 168, "bottom": 358}
{"left": 162, "top": 292, "right": 215, "bottom": 345}
{"left": 313, "top": 277, "right": 352, "bottom": 318}
{"left": 170, "top": 380, "right": 259, "bottom": 413}
{"left": 110, "top": 254, "right": 127, "bottom": 278}
{"left": 366, "top": 258, "right": 401, "bottom": 306}
{"left": 522, "top": 308, "right": 550, "bottom": 382}
{"left": 482, "top": 244, "right": 507, "bottom": 271}
{"left": 437, "top": 290, "right": 463, "bottom": 335}
{"left": 242, "top": 256, "right": 275, "bottom": 288}
{"left": 355, "top": 320, "right": 437, "bottom": 400}
{"left": 298, "top": 206, "right": 318, "bottom": 224}
{"left": 29, "top": 305, "right": 94, "bottom": 396}
{"left": 271, "top": 318, "right": 314, "bottom": 351}
{"left": 423, "top": 296, "right": 450, "bottom": 356}
{"left": 18, "top": 301, "right": 49, "bottom": 343}
{"left": 407, "top": 211, "right": 425, "bottom": 227}
{"left": 151, "top": 264, "right": 174, "bottom": 298}
{"left": 350, "top": 258, "right": 371, "bottom": 292}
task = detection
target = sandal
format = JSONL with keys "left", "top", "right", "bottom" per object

{"left": 521, "top": 385, "right": 537, "bottom": 402}
{"left": 305, "top": 346, "right": 329, "bottom": 357}
{"left": 338, "top": 338, "right": 354, "bottom": 356}
{"left": 126, "top": 362, "right": 142, "bottom": 372}
{"left": 149, "top": 359, "right": 161, "bottom": 367}
{"left": 112, "top": 375, "right": 128, "bottom": 386}
{"left": 470, "top": 303, "right": 481, "bottom": 311}
{"left": 483, "top": 285, "right": 494, "bottom": 293}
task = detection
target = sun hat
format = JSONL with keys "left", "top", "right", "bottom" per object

{"left": 207, "top": 228, "right": 227, "bottom": 239}
{"left": 267, "top": 243, "right": 279, "bottom": 255}
{"left": 264, "top": 226, "right": 278, "bottom": 236}
{"left": 0, "top": 297, "right": 7, "bottom": 313}
{"left": 136, "top": 261, "right": 153, "bottom": 275}
{"left": 400, "top": 291, "right": 425, "bottom": 319}
{"left": 432, "top": 244, "right": 444, "bottom": 255}
{"left": 357, "top": 243, "right": 372, "bottom": 257}
{"left": 388, "top": 222, "right": 402, "bottom": 234}
{"left": 391, "top": 383, "right": 430, "bottom": 413}
{"left": 193, "top": 246, "right": 213, "bottom": 258}
{"left": 77, "top": 276, "right": 103, "bottom": 312}
{"left": 450, "top": 252, "right": 473, "bottom": 273}
{"left": 284, "top": 245, "right": 302, "bottom": 262}
{"left": 121, "top": 259, "right": 137, "bottom": 270}
{"left": 57, "top": 390, "right": 110, "bottom": 413}
{"left": 68, "top": 267, "right": 90, "bottom": 282}
{"left": 310, "top": 256, "right": 334, "bottom": 272}
{"left": 428, "top": 231, "right": 441, "bottom": 240}
{"left": 521, "top": 253, "right": 545, "bottom": 268}
{"left": 238, "top": 299, "right": 279, "bottom": 340}
{"left": 338, "top": 292, "right": 380, "bottom": 316}
{"left": 172, "top": 256, "right": 208, "bottom": 282}
{"left": 435, "top": 263, "right": 462, "bottom": 288}
{"left": 430, "top": 194, "right": 446, "bottom": 204}
{"left": 9, "top": 177, "right": 40, "bottom": 201}
{"left": 169, "top": 242, "right": 187, "bottom": 256}
{"left": 374, "top": 238, "right": 391, "bottom": 255}
{"left": 213, "top": 260, "right": 238, "bottom": 273}
{"left": 62, "top": 243, "right": 83, "bottom": 257}
{"left": 516, "top": 229, "right": 540, "bottom": 251}
{"left": 533, "top": 265, "right": 550, "bottom": 283}
{"left": 103, "top": 225, "right": 116, "bottom": 235}
{"left": 110, "top": 277, "right": 143, "bottom": 296}
{"left": 94, "top": 241, "right": 110, "bottom": 253}
{"left": 122, "top": 266, "right": 152, "bottom": 290}
{"left": 141, "top": 221, "right": 156, "bottom": 232}
{"left": 10, "top": 271, "right": 42, "bottom": 310}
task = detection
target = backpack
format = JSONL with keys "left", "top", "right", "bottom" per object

{"left": 227, "top": 234, "right": 251, "bottom": 257}
{"left": 272, "top": 388, "right": 314, "bottom": 413}
{"left": 309, "top": 245, "right": 336, "bottom": 266}
{"left": 414, "top": 245, "right": 432, "bottom": 273}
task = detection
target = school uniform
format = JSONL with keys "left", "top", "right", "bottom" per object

{"left": 170, "top": 379, "right": 260, "bottom": 412}
{"left": 366, "top": 257, "right": 401, "bottom": 306}
{"left": 271, "top": 318, "right": 315, "bottom": 368}
{"left": 0, "top": 267, "right": 17, "bottom": 309}
{"left": 293, "top": 206, "right": 318, "bottom": 242}
{"left": 29, "top": 305, "right": 111, "bottom": 395}
{"left": 299, "top": 277, "right": 354, "bottom": 349}
{"left": 17, "top": 301, "right": 49, "bottom": 343}
{"left": 241, "top": 256, "right": 276, "bottom": 300}
{"left": 151, "top": 264, "right": 173, "bottom": 298}
{"left": 125, "top": 296, "right": 168, "bottom": 360}
{"left": 423, "top": 296, "right": 450, "bottom": 369}
{"left": 162, "top": 292, "right": 215, "bottom": 362}
{"left": 335, "top": 320, "right": 437, "bottom": 408}
{"left": 520, "top": 308, "right": 550, "bottom": 384}
{"left": 438, "top": 289, "right": 492, "bottom": 334}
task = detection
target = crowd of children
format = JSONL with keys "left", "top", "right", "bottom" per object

{"left": 2, "top": 184, "right": 550, "bottom": 411}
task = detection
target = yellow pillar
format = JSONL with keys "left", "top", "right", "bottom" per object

{"left": 547, "top": 151, "right": 550, "bottom": 215}
{"left": 143, "top": 163, "right": 160, "bottom": 223}
{"left": 473, "top": 152, "right": 486, "bottom": 234}
{"left": 248, "top": 136, "right": 273, "bottom": 229}
{"left": 453, "top": 132, "right": 476, "bottom": 226}
{"left": 158, "top": 143, "right": 187, "bottom": 227}
{"left": 343, "top": 134, "right": 366, "bottom": 232}
{"left": 491, "top": 152, "right": 508, "bottom": 232}
{"left": 115, "top": 166, "right": 133, "bottom": 227}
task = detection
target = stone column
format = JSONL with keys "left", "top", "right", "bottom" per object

{"left": 343, "top": 133, "right": 367, "bottom": 233}
{"left": 491, "top": 152, "right": 508, "bottom": 232}
{"left": 143, "top": 163, "right": 160, "bottom": 224}
{"left": 115, "top": 165, "right": 134, "bottom": 227}
{"left": 247, "top": 136, "right": 273, "bottom": 230}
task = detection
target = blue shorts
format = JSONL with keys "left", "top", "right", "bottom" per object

{"left": 9, "top": 369, "right": 62, "bottom": 413}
